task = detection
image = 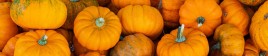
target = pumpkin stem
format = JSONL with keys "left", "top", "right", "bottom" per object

{"left": 260, "top": 51, "right": 267, "bottom": 56}
{"left": 212, "top": 42, "right": 220, "bottom": 50}
{"left": 38, "top": 35, "right": 48, "bottom": 46}
{"left": 264, "top": 13, "right": 268, "bottom": 20}
{"left": 175, "top": 24, "right": 186, "bottom": 42}
{"left": 96, "top": 17, "right": 105, "bottom": 27}
{"left": 197, "top": 16, "right": 205, "bottom": 27}
{"left": 70, "top": 0, "right": 79, "bottom": 2}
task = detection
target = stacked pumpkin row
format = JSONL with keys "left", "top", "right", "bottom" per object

{"left": 0, "top": 0, "right": 268, "bottom": 56}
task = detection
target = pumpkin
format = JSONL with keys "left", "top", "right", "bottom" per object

{"left": 2, "top": 33, "right": 25, "bottom": 56}
{"left": 110, "top": 33, "right": 154, "bottom": 56}
{"left": 157, "top": 24, "right": 209, "bottom": 56}
{"left": 213, "top": 24, "right": 245, "bottom": 56}
{"left": 111, "top": 0, "right": 150, "bottom": 8}
{"left": 74, "top": 6, "right": 121, "bottom": 50}
{"left": 14, "top": 30, "right": 70, "bottom": 56}
{"left": 118, "top": 5, "right": 164, "bottom": 40}
{"left": 220, "top": 0, "right": 249, "bottom": 35}
{"left": 0, "top": 52, "right": 6, "bottom": 56}
{"left": 10, "top": 0, "right": 67, "bottom": 29}
{"left": 161, "top": 0, "right": 184, "bottom": 29}
{"left": 239, "top": 0, "right": 265, "bottom": 6}
{"left": 243, "top": 39, "right": 260, "bottom": 56}
{"left": 179, "top": 0, "right": 222, "bottom": 36}
{"left": 80, "top": 50, "right": 107, "bottom": 56}
{"left": 0, "top": 2, "right": 18, "bottom": 51}
{"left": 61, "top": 0, "right": 98, "bottom": 29}
{"left": 97, "top": 0, "right": 110, "bottom": 6}
{"left": 250, "top": 1, "right": 268, "bottom": 51}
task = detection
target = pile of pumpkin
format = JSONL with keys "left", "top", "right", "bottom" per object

{"left": 1, "top": 0, "right": 268, "bottom": 56}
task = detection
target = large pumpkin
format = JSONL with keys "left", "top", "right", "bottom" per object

{"left": 2, "top": 33, "right": 24, "bottom": 56}
{"left": 243, "top": 39, "right": 260, "bottom": 56}
{"left": 220, "top": 0, "right": 249, "bottom": 35}
{"left": 111, "top": 0, "right": 150, "bottom": 8}
{"left": 0, "top": 2, "right": 18, "bottom": 51}
{"left": 10, "top": 0, "right": 67, "bottom": 29}
{"left": 250, "top": 1, "right": 268, "bottom": 51}
{"left": 239, "top": 0, "right": 265, "bottom": 6}
{"left": 61, "top": 0, "right": 98, "bottom": 29}
{"left": 157, "top": 24, "right": 209, "bottom": 56}
{"left": 118, "top": 5, "right": 164, "bottom": 40}
{"left": 213, "top": 24, "right": 245, "bottom": 56}
{"left": 14, "top": 30, "right": 70, "bottom": 56}
{"left": 110, "top": 33, "right": 154, "bottom": 56}
{"left": 161, "top": 0, "right": 184, "bottom": 28}
{"left": 179, "top": 0, "right": 222, "bottom": 36}
{"left": 74, "top": 6, "right": 122, "bottom": 50}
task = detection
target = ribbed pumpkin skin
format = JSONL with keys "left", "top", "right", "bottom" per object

{"left": 14, "top": 30, "right": 70, "bottom": 56}
{"left": 0, "top": 2, "right": 18, "bottom": 51}
{"left": 2, "top": 33, "right": 24, "bottom": 56}
{"left": 243, "top": 39, "right": 260, "bottom": 56}
{"left": 213, "top": 24, "right": 245, "bottom": 56}
{"left": 220, "top": 0, "right": 249, "bottom": 35}
{"left": 179, "top": 0, "right": 222, "bottom": 36}
{"left": 110, "top": 33, "right": 154, "bottom": 56}
{"left": 250, "top": 1, "right": 268, "bottom": 51}
{"left": 118, "top": 5, "right": 164, "bottom": 40}
{"left": 239, "top": 0, "right": 265, "bottom": 6}
{"left": 74, "top": 6, "right": 122, "bottom": 50}
{"left": 157, "top": 28, "right": 209, "bottom": 56}
{"left": 10, "top": 0, "right": 67, "bottom": 29}
{"left": 61, "top": 0, "right": 98, "bottom": 29}
{"left": 161, "top": 0, "right": 184, "bottom": 28}
{"left": 111, "top": 0, "right": 150, "bottom": 8}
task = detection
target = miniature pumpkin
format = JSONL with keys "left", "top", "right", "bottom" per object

{"left": 74, "top": 6, "right": 122, "bottom": 50}
{"left": 111, "top": 0, "right": 150, "bottom": 8}
{"left": 0, "top": 2, "right": 18, "bottom": 51}
{"left": 179, "top": 0, "right": 222, "bottom": 36}
{"left": 110, "top": 33, "right": 154, "bottom": 56}
{"left": 161, "top": 0, "right": 184, "bottom": 29}
{"left": 220, "top": 0, "right": 249, "bottom": 35}
{"left": 14, "top": 30, "right": 70, "bottom": 56}
{"left": 213, "top": 24, "right": 245, "bottom": 56}
{"left": 2, "top": 33, "right": 25, "bottom": 56}
{"left": 61, "top": 0, "right": 98, "bottom": 29}
{"left": 0, "top": 52, "right": 6, "bottom": 56}
{"left": 118, "top": 5, "right": 164, "bottom": 40}
{"left": 250, "top": 1, "right": 268, "bottom": 51}
{"left": 239, "top": 0, "right": 265, "bottom": 6}
{"left": 243, "top": 39, "right": 260, "bottom": 56}
{"left": 10, "top": 0, "right": 67, "bottom": 29}
{"left": 157, "top": 24, "right": 209, "bottom": 56}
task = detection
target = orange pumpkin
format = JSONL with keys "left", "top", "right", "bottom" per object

{"left": 213, "top": 24, "right": 245, "bottom": 56}
{"left": 61, "top": 0, "right": 98, "bottom": 29}
{"left": 118, "top": 5, "right": 164, "bottom": 40}
{"left": 239, "top": 0, "right": 265, "bottom": 6}
{"left": 111, "top": 0, "right": 150, "bottom": 8}
{"left": 157, "top": 24, "right": 209, "bottom": 56}
{"left": 161, "top": 0, "right": 184, "bottom": 28}
{"left": 110, "top": 33, "right": 154, "bottom": 56}
{"left": 74, "top": 6, "right": 122, "bottom": 50}
{"left": 0, "top": 52, "right": 6, "bottom": 56}
{"left": 10, "top": 0, "right": 67, "bottom": 29}
{"left": 250, "top": 1, "right": 268, "bottom": 51}
{"left": 79, "top": 50, "right": 107, "bottom": 56}
{"left": 243, "top": 39, "right": 260, "bottom": 56}
{"left": 2, "top": 33, "right": 24, "bottom": 56}
{"left": 0, "top": 2, "right": 18, "bottom": 51}
{"left": 220, "top": 0, "right": 249, "bottom": 35}
{"left": 14, "top": 30, "right": 70, "bottom": 56}
{"left": 179, "top": 0, "right": 222, "bottom": 36}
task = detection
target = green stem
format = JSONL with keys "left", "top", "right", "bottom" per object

{"left": 38, "top": 35, "right": 48, "bottom": 46}
{"left": 96, "top": 17, "right": 105, "bottom": 27}
{"left": 260, "top": 51, "right": 267, "bottom": 56}
{"left": 197, "top": 16, "right": 205, "bottom": 27}
{"left": 70, "top": 0, "right": 79, "bottom": 2}
{"left": 212, "top": 42, "right": 220, "bottom": 50}
{"left": 175, "top": 24, "right": 186, "bottom": 42}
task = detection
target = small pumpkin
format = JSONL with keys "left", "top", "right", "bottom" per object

{"left": 239, "top": 0, "right": 265, "bottom": 6}
{"left": 179, "top": 0, "right": 222, "bottom": 36}
{"left": 2, "top": 33, "right": 25, "bottom": 56}
{"left": 250, "top": 1, "right": 268, "bottom": 51}
{"left": 61, "top": 0, "right": 98, "bottom": 29}
{"left": 161, "top": 0, "right": 184, "bottom": 28}
{"left": 0, "top": 52, "right": 6, "bottom": 56}
{"left": 213, "top": 24, "right": 245, "bottom": 56}
{"left": 74, "top": 6, "right": 122, "bottom": 50}
{"left": 157, "top": 24, "right": 209, "bottom": 56}
{"left": 14, "top": 30, "right": 70, "bottom": 56}
{"left": 10, "top": 0, "right": 67, "bottom": 29}
{"left": 243, "top": 39, "right": 260, "bottom": 56}
{"left": 0, "top": 2, "right": 18, "bottom": 51}
{"left": 110, "top": 33, "right": 154, "bottom": 56}
{"left": 220, "top": 0, "right": 249, "bottom": 35}
{"left": 111, "top": 0, "right": 150, "bottom": 8}
{"left": 118, "top": 5, "right": 164, "bottom": 40}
